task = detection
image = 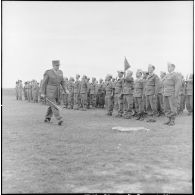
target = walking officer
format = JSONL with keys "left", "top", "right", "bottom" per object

{"left": 41, "top": 60, "right": 69, "bottom": 125}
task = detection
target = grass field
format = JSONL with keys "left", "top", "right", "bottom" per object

{"left": 2, "top": 91, "right": 193, "bottom": 193}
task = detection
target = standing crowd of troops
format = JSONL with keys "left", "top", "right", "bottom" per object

{"left": 15, "top": 63, "right": 193, "bottom": 126}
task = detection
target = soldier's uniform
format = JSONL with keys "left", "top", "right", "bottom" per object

{"left": 32, "top": 81, "right": 39, "bottom": 103}
{"left": 157, "top": 72, "right": 166, "bottom": 116}
{"left": 90, "top": 78, "right": 97, "bottom": 109}
{"left": 142, "top": 72, "right": 148, "bottom": 114}
{"left": 23, "top": 82, "right": 28, "bottom": 100}
{"left": 185, "top": 75, "right": 193, "bottom": 115}
{"left": 96, "top": 79, "right": 105, "bottom": 108}
{"left": 32, "top": 81, "right": 36, "bottom": 103}
{"left": 39, "top": 80, "right": 46, "bottom": 104}
{"left": 114, "top": 72, "right": 124, "bottom": 117}
{"left": 177, "top": 77, "right": 185, "bottom": 114}
{"left": 67, "top": 77, "right": 74, "bottom": 109}
{"left": 73, "top": 75, "right": 81, "bottom": 110}
{"left": 145, "top": 73, "right": 159, "bottom": 119}
{"left": 122, "top": 73, "right": 134, "bottom": 119}
{"left": 163, "top": 71, "right": 180, "bottom": 125}
{"left": 80, "top": 76, "right": 88, "bottom": 111}
{"left": 87, "top": 78, "right": 91, "bottom": 109}
{"left": 62, "top": 78, "right": 68, "bottom": 108}
{"left": 105, "top": 75, "right": 114, "bottom": 115}
{"left": 41, "top": 62, "right": 67, "bottom": 123}
{"left": 15, "top": 81, "right": 19, "bottom": 100}
{"left": 18, "top": 80, "right": 23, "bottom": 100}
{"left": 133, "top": 71, "right": 144, "bottom": 120}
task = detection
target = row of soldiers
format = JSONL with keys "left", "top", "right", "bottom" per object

{"left": 15, "top": 80, "right": 40, "bottom": 103}
{"left": 15, "top": 63, "right": 193, "bottom": 125}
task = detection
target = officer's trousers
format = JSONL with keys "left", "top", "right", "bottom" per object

{"left": 45, "top": 97, "right": 62, "bottom": 121}
{"left": 164, "top": 95, "right": 177, "bottom": 118}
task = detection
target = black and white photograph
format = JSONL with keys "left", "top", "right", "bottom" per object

{"left": 2, "top": 1, "right": 193, "bottom": 193}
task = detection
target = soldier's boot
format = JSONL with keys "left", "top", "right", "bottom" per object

{"left": 139, "top": 113, "right": 144, "bottom": 121}
{"left": 164, "top": 117, "right": 171, "bottom": 125}
{"left": 106, "top": 112, "right": 112, "bottom": 116}
{"left": 136, "top": 113, "right": 141, "bottom": 120}
{"left": 168, "top": 116, "right": 175, "bottom": 126}
{"left": 146, "top": 116, "right": 156, "bottom": 122}
{"left": 115, "top": 113, "right": 122, "bottom": 118}
{"left": 44, "top": 118, "right": 51, "bottom": 123}
{"left": 123, "top": 114, "right": 131, "bottom": 119}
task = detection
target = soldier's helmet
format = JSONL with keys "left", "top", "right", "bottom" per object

{"left": 76, "top": 74, "right": 80, "bottom": 78}
{"left": 106, "top": 74, "right": 112, "bottom": 80}
{"left": 92, "top": 77, "right": 96, "bottom": 81}
{"left": 148, "top": 64, "right": 155, "bottom": 70}
{"left": 136, "top": 69, "right": 142, "bottom": 75}
{"left": 99, "top": 78, "right": 103, "bottom": 82}
{"left": 167, "top": 62, "right": 175, "bottom": 68}
{"left": 70, "top": 77, "right": 74, "bottom": 81}
{"left": 117, "top": 70, "right": 124, "bottom": 74}
{"left": 127, "top": 70, "right": 133, "bottom": 75}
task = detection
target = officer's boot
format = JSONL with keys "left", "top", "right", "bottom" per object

{"left": 164, "top": 117, "right": 171, "bottom": 125}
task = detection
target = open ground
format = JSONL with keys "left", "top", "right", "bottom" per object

{"left": 2, "top": 90, "right": 192, "bottom": 193}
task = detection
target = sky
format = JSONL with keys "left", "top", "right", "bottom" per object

{"left": 2, "top": 1, "right": 193, "bottom": 88}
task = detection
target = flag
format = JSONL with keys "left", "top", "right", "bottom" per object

{"left": 124, "top": 57, "right": 130, "bottom": 71}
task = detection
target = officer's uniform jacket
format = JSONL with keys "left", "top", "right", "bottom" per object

{"left": 122, "top": 76, "right": 134, "bottom": 95}
{"left": 163, "top": 72, "right": 180, "bottom": 96}
{"left": 41, "top": 69, "right": 66, "bottom": 101}
{"left": 144, "top": 73, "right": 159, "bottom": 96}
{"left": 133, "top": 78, "right": 144, "bottom": 98}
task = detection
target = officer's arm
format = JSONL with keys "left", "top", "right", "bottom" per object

{"left": 41, "top": 71, "right": 49, "bottom": 95}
